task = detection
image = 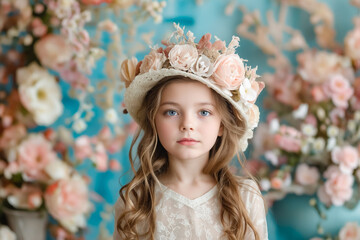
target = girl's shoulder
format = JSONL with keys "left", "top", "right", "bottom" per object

{"left": 235, "top": 177, "right": 262, "bottom": 202}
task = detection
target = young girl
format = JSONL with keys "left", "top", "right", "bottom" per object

{"left": 114, "top": 24, "right": 268, "bottom": 240}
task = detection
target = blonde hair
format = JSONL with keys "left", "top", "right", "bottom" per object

{"left": 116, "top": 76, "right": 261, "bottom": 240}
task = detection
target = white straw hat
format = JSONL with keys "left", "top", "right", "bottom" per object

{"left": 120, "top": 23, "right": 264, "bottom": 151}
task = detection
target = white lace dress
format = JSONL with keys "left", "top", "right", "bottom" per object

{"left": 113, "top": 179, "right": 268, "bottom": 240}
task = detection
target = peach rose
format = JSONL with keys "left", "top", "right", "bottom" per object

{"left": 323, "top": 166, "right": 354, "bottom": 206}
{"left": 0, "top": 124, "right": 26, "bottom": 150}
{"left": 248, "top": 104, "right": 260, "bottom": 129}
{"left": 295, "top": 164, "right": 320, "bottom": 185}
{"left": 212, "top": 54, "right": 245, "bottom": 90}
{"left": 332, "top": 146, "right": 359, "bottom": 174}
{"left": 120, "top": 57, "right": 138, "bottom": 88}
{"left": 339, "top": 222, "right": 360, "bottom": 240}
{"left": 34, "top": 34, "right": 72, "bottom": 70}
{"left": 17, "top": 134, "right": 57, "bottom": 180}
{"left": 139, "top": 50, "right": 166, "bottom": 73}
{"left": 345, "top": 26, "right": 360, "bottom": 60}
{"left": 168, "top": 44, "right": 198, "bottom": 71}
{"left": 45, "top": 174, "right": 91, "bottom": 233}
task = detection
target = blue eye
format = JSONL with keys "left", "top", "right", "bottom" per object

{"left": 200, "top": 110, "right": 210, "bottom": 116}
{"left": 166, "top": 110, "right": 178, "bottom": 116}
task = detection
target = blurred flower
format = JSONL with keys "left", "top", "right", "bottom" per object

{"left": 240, "top": 0, "right": 360, "bottom": 214}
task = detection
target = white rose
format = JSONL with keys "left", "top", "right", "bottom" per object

{"left": 16, "top": 62, "right": 63, "bottom": 126}
{"left": 168, "top": 44, "right": 198, "bottom": 71}
{"left": 45, "top": 159, "right": 72, "bottom": 180}
{"left": 190, "top": 55, "right": 214, "bottom": 77}
{"left": 0, "top": 225, "right": 16, "bottom": 240}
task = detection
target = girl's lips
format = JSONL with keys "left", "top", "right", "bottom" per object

{"left": 177, "top": 138, "right": 199, "bottom": 145}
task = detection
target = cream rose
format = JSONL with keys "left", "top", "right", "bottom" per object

{"left": 139, "top": 50, "right": 166, "bottom": 74}
{"left": 295, "top": 163, "right": 320, "bottom": 185}
{"left": 212, "top": 54, "right": 245, "bottom": 90}
{"left": 16, "top": 62, "right": 63, "bottom": 126}
{"left": 190, "top": 55, "right": 214, "bottom": 77}
{"left": 168, "top": 44, "right": 198, "bottom": 71}
{"left": 120, "top": 57, "right": 138, "bottom": 87}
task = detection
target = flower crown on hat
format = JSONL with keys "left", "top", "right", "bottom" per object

{"left": 120, "top": 23, "right": 265, "bottom": 151}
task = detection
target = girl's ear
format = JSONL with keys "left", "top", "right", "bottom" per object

{"left": 218, "top": 123, "right": 224, "bottom": 137}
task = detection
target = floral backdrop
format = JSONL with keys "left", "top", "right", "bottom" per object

{"left": 1, "top": 0, "right": 360, "bottom": 239}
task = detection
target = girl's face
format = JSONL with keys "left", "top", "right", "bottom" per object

{"left": 155, "top": 80, "right": 223, "bottom": 162}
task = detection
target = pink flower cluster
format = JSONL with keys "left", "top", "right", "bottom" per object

{"left": 120, "top": 24, "right": 265, "bottom": 130}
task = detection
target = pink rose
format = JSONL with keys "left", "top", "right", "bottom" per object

{"left": 345, "top": 26, "right": 360, "bottom": 60}
{"left": 323, "top": 166, "right": 354, "bottom": 206}
{"left": 332, "top": 146, "right": 359, "bottom": 174}
{"left": 0, "top": 124, "right": 26, "bottom": 150}
{"left": 109, "top": 159, "right": 121, "bottom": 171}
{"left": 34, "top": 34, "right": 72, "bottom": 70}
{"left": 45, "top": 175, "right": 91, "bottom": 232}
{"left": 328, "top": 74, "right": 351, "bottom": 94}
{"left": 74, "top": 136, "right": 93, "bottom": 161}
{"left": 168, "top": 44, "right": 198, "bottom": 71}
{"left": 339, "top": 222, "right": 360, "bottom": 240}
{"left": 17, "top": 134, "right": 57, "bottom": 180}
{"left": 274, "top": 126, "right": 302, "bottom": 152}
{"left": 311, "top": 86, "right": 328, "bottom": 102}
{"left": 120, "top": 57, "right": 138, "bottom": 87}
{"left": 248, "top": 104, "right": 260, "bottom": 129}
{"left": 331, "top": 89, "right": 354, "bottom": 108}
{"left": 92, "top": 143, "right": 108, "bottom": 171}
{"left": 212, "top": 54, "right": 245, "bottom": 90}
{"left": 295, "top": 164, "right": 320, "bottom": 185}
{"left": 140, "top": 50, "right": 166, "bottom": 73}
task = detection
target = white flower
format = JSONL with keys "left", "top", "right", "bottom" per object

{"left": 239, "top": 78, "right": 257, "bottom": 102}
{"left": 105, "top": 108, "right": 118, "bottom": 124}
{"left": 313, "top": 138, "right": 325, "bottom": 152}
{"left": 16, "top": 62, "right": 63, "bottom": 126}
{"left": 269, "top": 118, "right": 280, "bottom": 133}
{"left": 292, "top": 104, "right": 308, "bottom": 119}
{"left": 355, "top": 111, "right": 360, "bottom": 121}
{"left": 190, "top": 55, "right": 214, "bottom": 77}
{"left": 260, "top": 179, "right": 271, "bottom": 191}
{"left": 264, "top": 150, "right": 279, "bottom": 165}
{"left": 45, "top": 159, "right": 72, "bottom": 180}
{"left": 301, "top": 124, "right": 317, "bottom": 137}
{"left": 60, "top": 214, "right": 87, "bottom": 233}
{"left": 316, "top": 108, "right": 326, "bottom": 120}
{"left": 0, "top": 225, "right": 16, "bottom": 240}
{"left": 348, "top": 120, "right": 357, "bottom": 132}
{"left": 327, "top": 137, "right": 337, "bottom": 151}
{"left": 327, "top": 125, "right": 339, "bottom": 138}
{"left": 73, "top": 119, "right": 87, "bottom": 133}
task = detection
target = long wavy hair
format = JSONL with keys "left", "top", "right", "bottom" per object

{"left": 116, "top": 76, "right": 261, "bottom": 240}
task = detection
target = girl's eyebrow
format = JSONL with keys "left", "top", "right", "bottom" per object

{"left": 159, "top": 102, "right": 216, "bottom": 107}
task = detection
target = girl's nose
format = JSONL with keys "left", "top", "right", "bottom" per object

{"left": 180, "top": 114, "right": 194, "bottom": 131}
